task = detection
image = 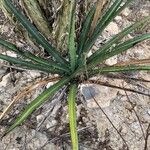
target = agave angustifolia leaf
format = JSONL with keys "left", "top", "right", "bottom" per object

{"left": 81, "top": 0, "right": 134, "bottom": 55}
{"left": 0, "top": 39, "right": 20, "bottom": 53}
{"left": 90, "top": 65, "right": 150, "bottom": 77}
{"left": 4, "top": 77, "right": 72, "bottom": 135}
{"left": 88, "top": 17, "right": 150, "bottom": 62}
{"left": 88, "top": 34, "right": 150, "bottom": 68}
{"left": 1, "top": 0, "right": 150, "bottom": 149}
{"left": 0, "top": 39, "right": 70, "bottom": 73}
{"left": 77, "top": 6, "right": 96, "bottom": 55}
{"left": 0, "top": 54, "right": 64, "bottom": 74}
{"left": 68, "top": 0, "right": 77, "bottom": 71}
{"left": 68, "top": 84, "right": 78, "bottom": 150}
{"left": 3, "top": 0, "right": 68, "bottom": 66}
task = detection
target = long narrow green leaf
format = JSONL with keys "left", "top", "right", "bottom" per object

{"left": 82, "top": 0, "right": 134, "bottom": 55}
{"left": 23, "top": 53, "right": 71, "bottom": 74}
{"left": 104, "top": 0, "right": 133, "bottom": 26}
{"left": 4, "top": 0, "right": 68, "bottom": 66}
{"left": 68, "top": 84, "right": 78, "bottom": 150}
{"left": 82, "top": 0, "right": 123, "bottom": 54}
{"left": 77, "top": 6, "right": 96, "bottom": 55}
{"left": 88, "top": 34, "right": 150, "bottom": 68}
{"left": 88, "top": 17, "right": 150, "bottom": 62}
{"left": 68, "top": 0, "right": 77, "bottom": 71}
{"left": 89, "top": 65, "right": 150, "bottom": 77}
{"left": 79, "top": 0, "right": 137, "bottom": 68}
{"left": 0, "top": 54, "right": 64, "bottom": 74}
{"left": 88, "top": 0, "right": 134, "bottom": 53}
{"left": 0, "top": 39, "right": 19, "bottom": 53}
{"left": 4, "top": 77, "right": 71, "bottom": 135}
{"left": 0, "top": 39, "right": 70, "bottom": 73}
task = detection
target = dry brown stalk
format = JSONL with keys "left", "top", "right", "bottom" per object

{"left": 113, "top": 58, "right": 150, "bottom": 67}
{"left": 86, "top": 80, "right": 150, "bottom": 96}
{"left": 89, "top": 0, "right": 108, "bottom": 36}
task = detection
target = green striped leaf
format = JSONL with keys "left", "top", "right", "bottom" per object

{"left": 82, "top": 0, "right": 123, "bottom": 53}
{"left": 78, "top": 6, "right": 96, "bottom": 55}
{"left": 88, "top": 17, "right": 150, "bottom": 62}
{"left": 4, "top": 77, "right": 71, "bottom": 135}
{"left": 90, "top": 65, "right": 150, "bottom": 76}
{"left": 68, "top": 0, "right": 77, "bottom": 71}
{"left": 0, "top": 39, "right": 20, "bottom": 53}
{"left": 0, "top": 54, "right": 64, "bottom": 74}
{"left": 88, "top": 34, "right": 150, "bottom": 68}
{"left": 4, "top": 0, "right": 68, "bottom": 66}
{"left": 0, "top": 39, "right": 70, "bottom": 73}
{"left": 105, "top": 0, "right": 133, "bottom": 24}
{"left": 68, "top": 84, "right": 78, "bottom": 150}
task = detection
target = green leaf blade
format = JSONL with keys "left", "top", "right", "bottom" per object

{"left": 4, "top": 77, "right": 71, "bottom": 135}
{"left": 0, "top": 39, "right": 19, "bottom": 53}
{"left": 88, "top": 17, "right": 150, "bottom": 62}
{"left": 88, "top": 34, "right": 150, "bottom": 68}
{"left": 83, "top": 0, "right": 123, "bottom": 53}
{"left": 78, "top": 6, "right": 96, "bottom": 55}
{"left": 4, "top": 0, "right": 68, "bottom": 66}
{"left": 0, "top": 54, "right": 64, "bottom": 74}
{"left": 0, "top": 39, "right": 70, "bottom": 73}
{"left": 68, "top": 84, "right": 78, "bottom": 150}
{"left": 90, "top": 65, "right": 150, "bottom": 76}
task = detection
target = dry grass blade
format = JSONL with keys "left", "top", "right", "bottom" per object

{"left": 144, "top": 124, "right": 150, "bottom": 150}
{"left": 89, "top": 0, "right": 106, "bottom": 36}
{"left": 114, "top": 58, "right": 150, "bottom": 67}
{"left": 105, "top": 74, "right": 150, "bottom": 83}
{"left": 86, "top": 80, "right": 150, "bottom": 96}
{"left": 0, "top": 77, "right": 60, "bottom": 120}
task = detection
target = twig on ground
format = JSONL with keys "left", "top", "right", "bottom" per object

{"left": 86, "top": 80, "right": 150, "bottom": 96}
{"left": 113, "top": 58, "right": 150, "bottom": 67}
{"left": 105, "top": 73, "right": 150, "bottom": 83}
{"left": 88, "top": 89, "right": 129, "bottom": 149}
{"left": 144, "top": 124, "right": 150, "bottom": 150}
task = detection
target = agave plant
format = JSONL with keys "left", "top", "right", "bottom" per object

{"left": 0, "top": 0, "right": 150, "bottom": 149}
{"left": 0, "top": 0, "right": 98, "bottom": 54}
